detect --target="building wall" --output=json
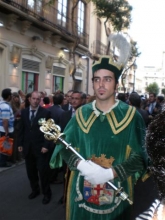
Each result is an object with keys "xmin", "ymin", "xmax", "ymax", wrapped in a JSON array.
[
  {"xmin": 142, "ymin": 66, "xmax": 165, "ymax": 95},
  {"xmin": 0, "ymin": 0, "xmax": 91, "ymax": 95},
  {"xmin": 0, "ymin": 0, "xmax": 123, "ymax": 97}
]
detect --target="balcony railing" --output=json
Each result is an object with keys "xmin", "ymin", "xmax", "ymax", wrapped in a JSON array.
[
  {"xmin": 1, "ymin": 0, "xmax": 89, "ymax": 47},
  {"xmin": 92, "ymin": 40, "xmax": 107, "ymax": 55}
]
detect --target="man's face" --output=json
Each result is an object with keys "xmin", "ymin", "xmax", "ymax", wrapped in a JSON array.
[
  {"xmin": 29, "ymin": 92, "xmax": 41, "ymax": 109},
  {"xmin": 71, "ymin": 93, "xmax": 82, "ymax": 109},
  {"xmin": 67, "ymin": 91, "xmax": 73, "ymax": 104},
  {"xmin": 149, "ymin": 94, "xmax": 156, "ymax": 103},
  {"xmin": 93, "ymin": 69, "xmax": 117, "ymax": 101}
]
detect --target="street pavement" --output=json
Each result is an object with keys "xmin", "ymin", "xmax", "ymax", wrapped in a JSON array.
[
  {"xmin": 0, "ymin": 162, "xmax": 65, "ymax": 220},
  {"xmin": 0, "ymin": 162, "xmax": 159, "ymax": 220}
]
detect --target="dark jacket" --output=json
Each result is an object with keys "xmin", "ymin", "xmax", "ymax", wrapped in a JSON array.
[
  {"xmin": 17, "ymin": 106, "xmax": 51, "ymax": 156},
  {"xmin": 137, "ymin": 108, "xmax": 149, "ymax": 127},
  {"xmin": 59, "ymin": 110, "xmax": 72, "ymax": 132},
  {"xmin": 62, "ymin": 103, "xmax": 72, "ymax": 111},
  {"xmin": 48, "ymin": 105, "xmax": 64, "ymax": 126}
]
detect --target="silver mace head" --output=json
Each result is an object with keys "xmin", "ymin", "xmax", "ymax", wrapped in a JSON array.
[{"xmin": 38, "ymin": 118, "xmax": 65, "ymax": 143}]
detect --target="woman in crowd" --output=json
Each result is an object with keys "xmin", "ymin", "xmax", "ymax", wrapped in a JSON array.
[{"xmin": 10, "ymin": 92, "xmax": 23, "ymax": 163}]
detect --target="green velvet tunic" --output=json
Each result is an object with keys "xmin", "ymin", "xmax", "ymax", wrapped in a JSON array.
[{"xmin": 50, "ymin": 100, "xmax": 147, "ymax": 220}]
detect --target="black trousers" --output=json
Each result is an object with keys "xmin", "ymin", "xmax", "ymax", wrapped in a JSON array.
[{"xmin": 25, "ymin": 146, "xmax": 51, "ymax": 196}]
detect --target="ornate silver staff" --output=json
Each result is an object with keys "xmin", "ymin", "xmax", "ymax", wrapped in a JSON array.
[{"xmin": 38, "ymin": 118, "xmax": 133, "ymax": 205}]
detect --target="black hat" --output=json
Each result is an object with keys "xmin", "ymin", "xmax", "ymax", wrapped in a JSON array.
[{"xmin": 92, "ymin": 34, "xmax": 131, "ymax": 81}]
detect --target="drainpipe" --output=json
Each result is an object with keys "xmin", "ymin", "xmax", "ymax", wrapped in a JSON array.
[{"xmin": 86, "ymin": 57, "xmax": 90, "ymax": 94}]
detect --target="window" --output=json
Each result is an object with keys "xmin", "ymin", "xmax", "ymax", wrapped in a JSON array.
[
  {"xmin": 28, "ymin": 0, "xmax": 42, "ymax": 13},
  {"xmin": 77, "ymin": 1, "xmax": 85, "ymax": 35},
  {"xmin": 96, "ymin": 18, "xmax": 101, "ymax": 54},
  {"xmin": 53, "ymin": 76, "xmax": 64, "ymax": 92},
  {"xmin": 96, "ymin": 18, "xmax": 101, "ymax": 42},
  {"xmin": 22, "ymin": 72, "xmax": 39, "ymax": 94},
  {"xmin": 22, "ymin": 58, "xmax": 40, "ymax": 93},
  {"xmin": 57, "ymin": 0, "xmax": 68, "ymax": 27}
]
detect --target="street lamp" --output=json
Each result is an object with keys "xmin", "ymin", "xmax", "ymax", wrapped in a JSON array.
[{"xmin": 133, "ymin": 62, "xmax": 137, "ymax": 92}]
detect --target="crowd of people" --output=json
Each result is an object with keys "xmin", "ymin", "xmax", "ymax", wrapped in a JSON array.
[{"xmin": 0, "ymin": 88, "xmax": 94, "ymax": 205}]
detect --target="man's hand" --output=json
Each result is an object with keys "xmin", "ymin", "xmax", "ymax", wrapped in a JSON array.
[
  {"xmin": 77, "ymin": 160, "xmax": 114, "ymax": 185},
  {"xmin": 41, "ymin": 147, "xmax": 48, "ymax": 153},
  {"xmin": 18, "ymin": 146, "xmax": 23, "ymax": 152}
]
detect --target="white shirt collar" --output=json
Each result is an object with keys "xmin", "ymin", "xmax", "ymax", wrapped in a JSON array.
[{"xmin": 92, "ymin": 99, "xmax": 119, "ymax": 117}]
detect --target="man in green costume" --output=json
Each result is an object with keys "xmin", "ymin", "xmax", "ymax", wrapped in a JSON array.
[{"xmin": 50, "ymin": 34, "xmax": 147, "ymax": 220}]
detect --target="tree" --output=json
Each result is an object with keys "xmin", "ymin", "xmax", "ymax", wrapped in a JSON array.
[
  {"xmin": 146, "ymin": 82, "xmax": 160, "ymax": 95},
  {"xmin": 89, "ymin": 0, "xmax": 140, "ymax": 93},
  {"xmin": 161, "ymin": 88, "xmax": 165, "ymax": 96},
  {"xmin": 89, "ymin": 0, "xmax": 132, "ymax": 34}
]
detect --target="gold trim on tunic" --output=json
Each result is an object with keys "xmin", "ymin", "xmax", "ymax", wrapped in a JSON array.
[{"xmin": 76, "ymin": 106, "xmax": 136, "ymax": 135}]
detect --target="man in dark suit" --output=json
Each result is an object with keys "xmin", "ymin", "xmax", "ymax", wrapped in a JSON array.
[
  {"xmin": 48, "ymin": 93, "xmax": 64, "ymax": 125},
  {"xmin": 59, "ymin": 90, "xmax": 83, "ymax": 203},
  {"xmin": 18, "ymin": 91, "xmax": 52, "ymax": 204},
  {"xmin": 145, "ymin": 93, "xmax": 161, "ymax": 120},
  {"xmin": 48, "ymin": 93, "xmax": 64, "ymax": 183},
  {"xmin": 129, "ymin": 93, "xmax": 149, "ymax": 127},
  {"xmin": 60, "ymin": 90, "xmax": 83, "ymax": 131},
  {"xmin": 62, "ymin": 89, "xmax": 73, "ymax": 111}
]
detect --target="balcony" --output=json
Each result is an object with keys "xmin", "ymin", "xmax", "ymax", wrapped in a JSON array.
[{"xmin": 0, "ymin": 0, "xmax": 89, "ymax": 47}]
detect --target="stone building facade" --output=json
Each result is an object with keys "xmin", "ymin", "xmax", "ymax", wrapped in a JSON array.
[{"xmin": 0, "ymin": 0, "xmax": 96, "ymax": 95}]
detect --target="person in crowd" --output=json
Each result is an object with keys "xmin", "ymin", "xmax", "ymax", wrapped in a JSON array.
[
  {"xmin": 42, "ymin": 97, "xmax": 51, "ymax": 109},
  {"xmin": 10, "ymin": 92, "xmax": 23, "ymax": 163},
  {"xmin": 17, "ymin": 91, "xmax": 52, "ymax": 204},
  {"xmin": 48, "ymin": 94, "xmax": 54, "ymax": 106},
  {"xmin": 86, "ymin": 95, "xmax": 96, "ymax": 104},
  {"xmin": 145, "ymin": 93, "xmax": 161, "ymax": 121},
  {"xmin": 39, "ymin": 91, "xmax": 47, "ymax": 107},
  {"xmin": 57, "ymin": 90, "xmax": 83, "ymax": 203},
  {"xmin": 18, "ymin": 90, "xmax": 26, "ymax": 104},
  {"xmin": 62, "ymin": 90, "xmax": 73, "ymax": 111},
  {"xmin": 48, "ymin": 93, "xmax": 64, "ymax": 126},
  {"xmin": 50, "ymin": 34, "xmax": 147, "ymax": 220},
  {"xmin": 129, "ymin": 93, "xmax": 158, "ymax": 218},
  {"xmin": 80, "ymin": 92, "xmax": 87, "ymax": 105},
  {"xmin": 62, "ymin": 94, "xmax": 68, "ymax": 106},
  {"xmin": 24, "ymin": 93, "xmax": 31, "ymax": 108},
  {"xmin": 136, "ymin": 103, "xmax": 165, "ymax": 220},
  {"xmin": 86, "ymin": 94, "xmax": 91, "ymax": 103},
  {"xmin": 140, "ymin": 95, "xmax": 147, "ymax": 109},
  {"xmin": 117, "ymin": 93, "xmax": 126, "ymax": 103},
  {"xmin": 11, "ymin": 92, "xmax": 22, "ymax": 116},
  {"xmin": 48, "ymin": 93, "xmax": 65, "ymax": 184},
  {"xmin": 60, "ymin": 90, "xmax": 83, "ymax": 132},
  {"xmin": 156, "ymin": 95, "xmax": 164, "ymax": 106},
  {"xmin": 0, "ymin": 88, "xmax": 14, "ymax": 167},
  {"xmin": 129, "ymin": 93, "xmax": 149, "ymax": 127},
  {"xmin": 125, "ymin": 92, "xmax": 130, "ymax": 104}
]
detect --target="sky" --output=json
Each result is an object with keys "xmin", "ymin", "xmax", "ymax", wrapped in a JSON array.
[{"xmin": 128, "ymin": 0, "xmax": 165, "ymax": 69}]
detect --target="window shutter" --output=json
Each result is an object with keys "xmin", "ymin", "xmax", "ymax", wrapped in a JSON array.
[{"xmin": 22, "ymin": 58, "xmax": 40, "ymax": 72}]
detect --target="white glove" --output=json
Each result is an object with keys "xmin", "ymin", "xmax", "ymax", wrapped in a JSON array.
[{"xmin": 77, "ymin": 160, "xmax": 114, "ymax": 185}]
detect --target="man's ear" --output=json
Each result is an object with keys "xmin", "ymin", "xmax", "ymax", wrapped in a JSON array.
[{"xmin": 115, "ymin": 83, "xmax": 119, "ymax": 93}]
